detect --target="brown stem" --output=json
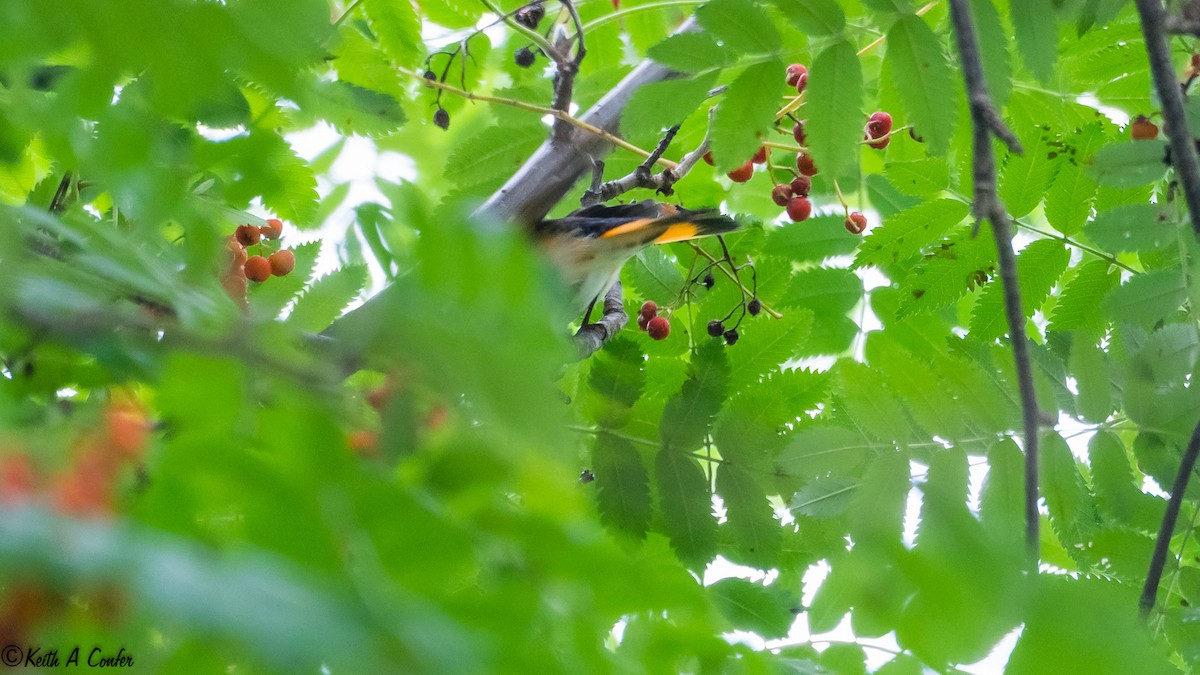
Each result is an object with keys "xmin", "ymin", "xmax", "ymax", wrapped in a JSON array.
[{"xmin": 1140, "ymin": 419, "xmax": 1200, "ymax": 616}]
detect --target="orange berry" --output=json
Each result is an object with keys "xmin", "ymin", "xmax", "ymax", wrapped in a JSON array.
[
  {"xmin": 235, "ymin": 224, "xmax": 261, "ymax": 246},
  {"xmin": 796, "ymin": 154, "xmax": 819, "ymax": 176},
  {"xmin": 261, "ymin": 218, "xmax": 284, "ymax": 240},
  {"xmin": 845, "ymin": 211, "xmax": 868, "ymax": 234},
  {"xmin": 348, "ymin": 430, "xmax": 380, "ymax": 456},
  {"xmin": 104, "ymin": 403, "xmax": 149, "ymax": 459},
  {"xmin": 244, "ymin": 256, "xmax": 271, "ymax": 282},
  {"xmin": 268, "ymin": 249, "xmax": 295, "ymax": 276},
  {"xmin": 221, "ymin": 273, "xmax": 248, "ymax": 304},
  {"xmin": 424, "ymin": 404, "xmax": 449, "ymax": 430},
  {"xmin": 0, "ymin": 454, "xmax": 37, "ymax": 505},
  {"xmin": 1131, "ymin": 115, "xmax": 1159, "ymax": 140}
]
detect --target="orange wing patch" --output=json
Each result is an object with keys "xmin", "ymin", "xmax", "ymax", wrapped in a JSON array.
[
  {"xmin": 598, "ymin": 218, "xmax": 655, "ymax": 239},
  {"xmin": 653, "ymin": 222, "xmax": 700, "ymax": 244}
]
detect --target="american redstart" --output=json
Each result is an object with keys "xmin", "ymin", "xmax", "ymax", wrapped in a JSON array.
[{"xmin": 532, "ymin": 200, "xmax": 740, "ymax": 322}]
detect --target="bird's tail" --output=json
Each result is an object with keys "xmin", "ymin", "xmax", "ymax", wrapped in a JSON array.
[{"xmin": 595, "ymin": 207, "xmax": 739, "ymax": 248}]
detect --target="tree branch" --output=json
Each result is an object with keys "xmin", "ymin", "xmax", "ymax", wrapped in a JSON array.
[
  {"xmin": 475, "ymin": 17, "xmax": 696, "ymax": 225},
  {"xmin": 947, "ymin": 0, "xmax": 1041, "ymax": 565},
  {"xmin": 1137, "ymin": 0, "xmax": 1200, "ymax": 237},
  {"xmin": 1140, "ymin": 418, "xmax": 1200, "ymax": 617},
  {"xmin": 550, "ymin": 0, "xmax": 587, "ymax": 142},
  {"xmin": 580, "ymin": 106, "xmax": 718, "ymax": 206},
  {"xmin": 572, "ymin": 281, "xmax": 628, "ymax": 359}
]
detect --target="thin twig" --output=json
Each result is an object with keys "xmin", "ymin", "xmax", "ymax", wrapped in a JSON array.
[
  {"xmin": 573, "ymin": 281, "xmax": 628, "ymax": 359},
  {"xmin": 581, "ymin": 107, "xmax": 716, "ymax": 205},
  {"xmin": 1140, "ymin": 419, "xmax": 1200, "ymax": 616},
  {"xmin": 1137, "ymin": 0, "xmax": 1200, "ymax": 236},
  {"xmin": 400, "ymin": 67, "xmax": 674, "ymax": 169},
  {"xmin": 551, "ymin": 0, "xmax": 587, "ymax": 142},
  {"xmin": 948, "ymin": 0, "xmax": 1041, "ymax": 565},
  {"xmin": 688, "ymin": 243, "xmax": 782, "ymax": 319}
]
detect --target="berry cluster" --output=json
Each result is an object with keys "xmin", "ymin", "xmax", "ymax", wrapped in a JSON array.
[
  {"xmin": 1, "ymin": 398, "xmax": 150, "ymax": 517},
  {"xmin": 709, "ymin": 63, "xmax": 918, "ymax": 237},
  {"xmin": 636, "ymin": 301, "xmax": 671, "ymax": 340},
  {"xmin": 220, "ymin": 219, "xmax": 295, "ymax": 305},
  {"xmin": 347, "ymin": 376, "xmax": 451, "ymax": 457}
]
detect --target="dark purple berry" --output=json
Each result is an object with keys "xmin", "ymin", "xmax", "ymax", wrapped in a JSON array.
[
  {"xmin": 747, "ymin": 298, "xmax": 761, "ymax": 316},
  {"xmin": 703, "ymin": 273, "xmax": 715, "ymax": 289},
  {"xmin": 723, "ymin": 329, "xmax": 739, "ymax": 345},
  {"xmin": 434, "ymin": 107, "xmax": 450, "ymax": 130},
  {"xmin": 707, "ymin": 320, "xmax": 724, "ymax": 337},
  {"xmin": 515, "ymin": 46, "xmax": 536, "ymax": 68}
]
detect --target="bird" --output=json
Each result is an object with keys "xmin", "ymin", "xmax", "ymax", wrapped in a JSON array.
[{"xmin": 530, "ymin": 200, "xmax": 740, "ymax": 323}]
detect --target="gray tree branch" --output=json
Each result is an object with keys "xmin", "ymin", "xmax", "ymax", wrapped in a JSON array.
[
  {"xmin": 572, "ymin": 282, "xmax": 628, "ymax": 359},
  {"xmin": 947, "ymin": 0, "xmax": 1042, "ymax": 565}
]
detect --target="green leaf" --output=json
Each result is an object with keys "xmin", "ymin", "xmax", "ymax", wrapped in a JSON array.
[
  {"xmin": 660, "ymin": 341, "xmax": 729, "ymax": 451},
  {"xmin": 1088, "ymin": 432, "xmax": 1163, "ymax": 532},
  {"xmin": 768, "ymin": 0, "xmax": 846, "ymax": 36},
  {"xmin": 868, "ymin": 173, "xmax": 922, "ymax": 218},
  {"xmin": 1047, "ymin": 259, "xmax": 1120, "ymax": 334},
  {"xmin": 592, "ymin": 433, "xmax": 653, "ymax": 539},
  {"xmin": 1086, "ymin": 141, "xmax": 1169, "ymax": 187},
  {"xmin": 763, "ymin": 216, "xmax": 861, "ymax": 262},
  {"xmin": 287, "ymin": 265, "xmax": 368, "ymax": 332},
  {"xmin": 418, "ymin": 0, "xmax": 484, "ymax": 28},
  {"xmin": 854, "ymin": 199, "xmax": 970, "ymax": 268},
  {"xmin": 869, "ymin": 338, "xmax": 973, "ymax": 440},
  {"xmin": 782, "ymin": 267, "xmax": 862, "ymax": 314},
  {"xmin": 776, "ymin": 422, "xmax": 878, "ymax": 478},
  {"xmin": 885, "ymin": 14, "xmax": 957, "ymax": 155},
  {"xmin": 727, "ymin": 309, "xmax": 814, "ymax": 385},
  {"xmin": 647, "ymin": 32, "xmax": 729, "ymax": 73},
  {"xmin": 299, "ymin": 81, "xmax": 408, "ymax": 138},
  {"xmin": 807, "ymin": 560, "xmax": 854, "ymax": 632},
  {"xmin": 806, "ymin": 39, "xmax": 863, "ymax": 178},
  {"xmin": 969, "ymin": 240, "xmax": 1070, "ymax": 341},
  {"xmin": 717, "ymin": 466, "xmax": 782, "ymax": 568},
  {"xmin": 363, "ymin": 0, "xmax": 422, "ymax": 68},
  {"xmin": 656, "ymin": 448, "xmax": 717, "ymax": 569},
  {"xmin": 884, "ymin": 159, "xmax": 949, "ymax": 196},
  {"xmin": 999, "ymin": 130, "xmax": 1061, "ymax": 218},
  {"xmin": 896, "ymin": 225, "xmax": 998, "ymax": 317},
  {"xmin": 1102, "ymin": 269, "xmax": 1188, "ymax": 326},
  {"xmin": 708, "ymin": 577, "xmax": 794, "ymax": 638},
  {"xmin": 1044, "ymin": 123, "xmax": 1105, "ymax": 236},
  {"xmin": 1085, "ymin": 204, "xmax": 1181, "ymax": 253},
  {"xmin": 1010, "ymin": 0, "xmax": 1058, "ymax": 83},
  {"xmin": 623, "ymin": 73, "xmax": 719, "ymax": 141},
  {"xmin": 1039, "ymin": 431, "xmax": 1094, "ymax": 545},
  {"xmin": 790, "ymin": 475, "xmax": 858, "ymax": 518},
  {"xmin": 585, "ymin": 337, "xmax": 646, "ymax": 427},
  {"xmin": 1069, "ymin": 335, "xmax": 1113, "ymax": 423},
  {"xmin": 711, "ymin": 60, "xmax": 784, "ymax": 171},
  {"xmin": 979, "ymin": 438, "xmax": 1026, "ymax": 545},
  {"xmin": 626, "ymin": 244, "xmax": 686, "ymax": 301},
  {"xmin": 443, "ymin": 123, "xmax": 545, "ymax": 195},
  {"xmin": 863, "ymin": 0, "xmax": 914, "ymax": 12},
  {"xmin": 696, "ymin": 0, "xmax": 781, "ymax": 55},
  {"xmin": 834, "ymin": 360, "xmax": 915, "ymax": 441},
  {"xmin": 848, "ymin": 451, "xmax": 910, "ymax": 545}
]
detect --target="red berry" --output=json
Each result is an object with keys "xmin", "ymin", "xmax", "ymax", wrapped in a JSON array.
[
  {"xmin": 867, "ymin": 135, "xmax": 891, "ymax": 150},
  {"xmin": 785, "ymin": 64, "xmax": 808, "ymax": 88},
  {"xmin": 636, "ymin": 313, "xmax": 649, "ymax": 331},
  {"xmin": 244, "ymin": 255, "xmax": 271, "ymax": 282},
  {"xmin": 727, "ymin": 161, "xmax": 754, "ymax": 183},
  {"xmin": 1131, "ymin": 115, "xmax": 1159, "ymax": 141},
  {"xmin": 703, "ymin": 151, "xmax": 714, "ymax": 165},
  {"xmin": 771, "ymin": 183, "xmax": 793, "ymax": 207},
  {"xmin": 845, "ymin": 211, "xmax": 868, "ymax": 234},
  {"xmin": 639, "ymin": 301, "xmax": 658, "ymax": 320},
  {"xmin": 786, "ymin": 196, "xmax": 812, "ymax": 222},
  {"xmin": 235, "ymin": 224, "xmax": 261, "ymax": 246},
  {"xmin": 261, "ymin": 218, "xmax": 284, "ymax": 240},
  {"xmin": 792, "ymin": 121, "xmax": 807, "ymax": 146},
  {"xmin": 790, "ymin": 175, "xmax": 812, "ymax": 196},
  {"xmin": 752, "ymin": 146, "xmax": 767, "ymax": 164},
  {"xmin": 268, "ymin": 249, "xmax": 295, "ymax": 276},
  {"xmin": 796, "ymin": 154, "xmax": 819, "ymax": 176},
  {"xmin": 795, "ymin": 72, "xmax": 808, "ymax": 94},
  {"xmin": 647, "ymin": 316, "xmax": 670, "ymax": 340},
  {"xmin": 220, "ymin": 273, "xmax": 248, "ymax": 304},
  {"xmin": 865, "ymin": 111, "xmax": 893, "ymax": 139}
]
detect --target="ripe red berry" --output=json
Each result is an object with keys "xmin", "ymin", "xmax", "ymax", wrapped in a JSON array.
[
  {"xmin": 261, "ymin": 218, "xmax": 284, "ymax": 240},
  {"xmin": 786, "ymin": 196, "xmax": 812, "ymax": 222},
  {"xmin": 796, "ymin": 154, "xmax": 819, "ymax": 176},
  {"xmin": 792, "ymin": 121, "xmax": 807, "ymax": 146},
  {"xmin": 244, "ymin": 255, "xmax": 271, "ymax": 282},
  {"xmin": 867, "ymin": 135, "xmax": 891, "ymax": 150},
  {"xmin": 752, "ymin": 146, "xmax": 767, "ymax": 164},
  {"xmin": 637, "ymin": 313, "xmax": 650, "ymax": 331},
  {"xmin": 790, "ymin": 175, "xmax": 811, "ymax": 196},
  {"xmin": 647, "ymin": 316, "xmax": 670, "ymax": 340},
  {"xmin": 845, "ymin": 211, "xmax": 868, "ymax": 234},
  {"xmin": 785, "ymin": 64, "xmax": 807, "ymax": 88},
  {"xmin": 727, "ymin": 161, "xmax": 754, "ymax": 183},
  {"xmin": 703, "ymin": 151, "xmax": 714, "ymax": 165},
  {"xmin": 771, "ymin": 183, "xmax": 793, "ymax": 206},
  {"xmin": 268, "ymin": 249, "xmax": 295, "ymax": 276},
  {"xmin": 866, "ymin": 111, "xmax": 893, "ymax": 138},
  {"xmin": 1131, "ymin": 115, "xmax": 1159, "ymax": 141},
  {"xmin": 235, "ymin": 224, "xmax": 261, "ymax": 246},
  {"xmin": 1193, "ymin": 54, "xmax": 1200, "ymax": 70},
  {"xmin": 639, "ymin": 300, "xmax": 658, "ymax": 320},
  {"xmin": 225, "ymin": 236, "xmax": 248, "ymax": 267}
]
